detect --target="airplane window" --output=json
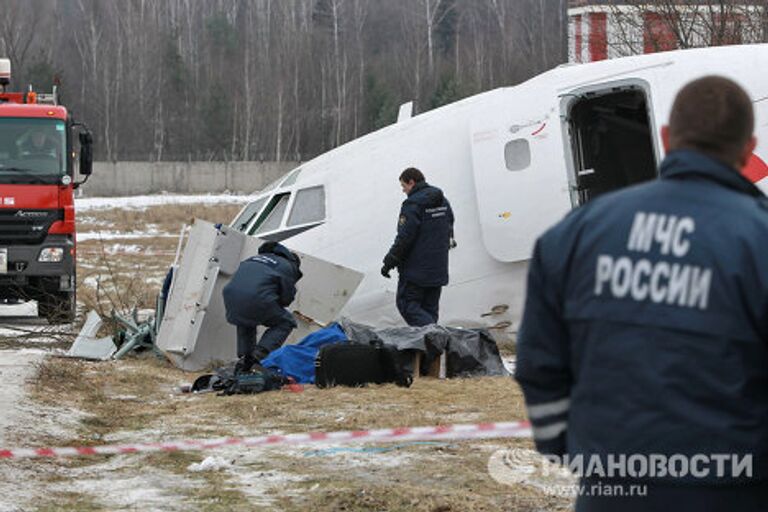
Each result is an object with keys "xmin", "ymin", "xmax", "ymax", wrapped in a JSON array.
[
  {"xmin": 505, "ymin": 138, "xmax": 531, "ymax": 171},
  {"xmin": 231, "ymin": 197, "xmax": 267, "ymax": 232},
  {"xmin": 261, "ymin": 176, "xmax": 282, "ymax": 193},
  {"xmin": 254, "ymin": 193, "xmax": 291, "ymax": 234},
  {"xmin": 280, "ymin": 168, "xmax": 303, "ymax": 187},
  {"xmin": 287, "ymin": 186, "xmax": 325, "ymax": 226}
]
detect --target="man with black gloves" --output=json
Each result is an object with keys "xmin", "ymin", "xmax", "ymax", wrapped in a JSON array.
[
  {"xmin": 223, "ymin": 241, "xmax": 303, "ymax": 374},
  {"xmin": 382, "ymin": 167, "xmax": 454, "ymax": 326},
  {"xmin": 515, "ymin": 76, "xmax": 768, "ymax": 510}
]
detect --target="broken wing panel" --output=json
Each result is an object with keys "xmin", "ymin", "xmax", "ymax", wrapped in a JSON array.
[{"xmin": 156, "ymin": 220, "xmax": 363, "ymax": 371}]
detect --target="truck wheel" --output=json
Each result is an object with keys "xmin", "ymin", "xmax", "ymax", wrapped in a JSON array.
[{"xmin": 38, "ymin": 292, "xmax": 75, "ymax": 324}]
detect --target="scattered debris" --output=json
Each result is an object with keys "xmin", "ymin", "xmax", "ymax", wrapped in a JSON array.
[
  {"xmin": 112, "ymin": 309, "xmax": 161, "ymax": 360},
  {"xmin": 65, "ymin": 307, "xmax": 163, "ymax": 362},
  {"xmin": 65, "ymin": 310, "xmax": 116, "ymax": 361}
]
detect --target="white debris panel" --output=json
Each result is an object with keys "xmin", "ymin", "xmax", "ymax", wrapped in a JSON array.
[
  {"xmin": 156, "ymin": 220, "xmax": 363, "ymax": 371},
  {"xmin": 66, "ymin": 310, "xmax": 117, "ymax": 361}
]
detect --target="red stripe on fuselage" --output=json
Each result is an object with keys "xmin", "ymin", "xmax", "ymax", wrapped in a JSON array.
[{"xmin": 743, "ymin": 153, "xmax": 768, "ymax": 183}]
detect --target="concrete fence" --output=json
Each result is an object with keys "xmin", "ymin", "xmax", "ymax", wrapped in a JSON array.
[{"xmin": 79, "ymin": 161, "xmax": 299, "ymax": 197}]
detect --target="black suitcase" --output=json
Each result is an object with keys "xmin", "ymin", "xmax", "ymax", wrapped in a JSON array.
[{"xmin": 315, "ymin": 342, "xmax": 412, "ymax": 388}]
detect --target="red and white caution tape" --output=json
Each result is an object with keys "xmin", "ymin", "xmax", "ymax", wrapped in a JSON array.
[{"xmin": 0, "ymin": 421, "xmax": 530, "ymax": 460}]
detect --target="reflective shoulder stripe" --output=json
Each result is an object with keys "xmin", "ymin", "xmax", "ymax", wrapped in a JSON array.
[
  {"xmin": 250, "ymin": 255, "xmax": 278, "ymax": 266},
  {"xmin": 532, "ymin": 421, "xmax": 568, "ymax": 441},
  {"xmin": 527, "ymin": 398, "xmax": 570, "ymax": 420}
]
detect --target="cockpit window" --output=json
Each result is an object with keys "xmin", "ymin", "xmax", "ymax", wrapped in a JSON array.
[
  {"xmin": 280, "ymin": 168, "xmax": 303, "ymax": 187},
  {"xmin": 261, "ymin": 175, "xmax": 283, "ymax": 194},
  {"xmin": 287, "ymin": 186, "xmax": 325, "ymax": 226},
  {"xmin": 252, "ymin": 193, "xmax": 290, "ymax": 235},
  {"xmin": 231, "ymin": 197, "xmax": 267, "ymax": 232}
]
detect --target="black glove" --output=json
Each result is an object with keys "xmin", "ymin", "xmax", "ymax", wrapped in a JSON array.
[
  {"xmin": 382, "ymin": 254, "xmax": 399, "ymax": 278},
  {"xmin": 450, "ymin": 238, "xmax": 457, "ymax": 249},
  {"xmin": 383, "ymin": 254, "xmax": 399, "ymax": 268}
]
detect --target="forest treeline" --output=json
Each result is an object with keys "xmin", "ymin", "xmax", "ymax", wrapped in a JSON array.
[{"xmin": 0, "ymin": 0, "xmax": 567, "ymax": 161}]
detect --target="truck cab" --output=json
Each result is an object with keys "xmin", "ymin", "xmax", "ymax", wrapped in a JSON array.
[{"xmin": 0, "ymin": 58, "xmax": 93, "ymax": 323}]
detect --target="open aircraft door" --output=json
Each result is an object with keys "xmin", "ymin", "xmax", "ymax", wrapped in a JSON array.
[
  {"xmin": 559, "ymin": 80, "xmax": 660, "ymax": 206},
  {"xmin": 469, "ymin": 91, "xmax": 571, "ymax": 263}
]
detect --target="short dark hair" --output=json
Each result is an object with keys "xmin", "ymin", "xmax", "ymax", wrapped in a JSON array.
[
  {"xmin": 668, "ymin": 75, "xmax": 754, "ymax": 165},
  {"xmin": 399, "ymin": 167, "xmax": 425, "ymax": 184}
]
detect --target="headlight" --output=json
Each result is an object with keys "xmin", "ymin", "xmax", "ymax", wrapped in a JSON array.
[{"xmin": 38, "ymin": 247, "xmax": 64, "ymax": 262}]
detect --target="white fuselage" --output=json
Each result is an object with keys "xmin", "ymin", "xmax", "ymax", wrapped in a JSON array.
[{"xmin": 232, "ymin": 44, "xmax": 768, "ymax": 339}]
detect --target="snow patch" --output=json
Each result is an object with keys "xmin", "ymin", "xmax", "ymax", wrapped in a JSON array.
[
  {"xmin": 0, "ymin": 350, "xmax": 45, "ymax": 445},
  {"xmin": 194, "ymin": 446, "xmax": 308, "ymax": 506},
  {"xmin": 76, "ymin": 193, "xmax": 256, "ymax": 212},
  {"xmin": 110, "ymin": 395, "xmax": 139, "ymax": 402},
  {"xmin": 487, "ymin": 447, "xmax": 577, "ymax": 494},
  {"xmin": 318, "ymin": 449, "xmax": 412, "ymax": 469},
  {"xmin": 82, "ymin": 276, "xmax": 99, "ymax": 289},
  {"xmin": 231, "ymin": 467, "xmax": 306, "ymax": 505},
  {"xmin": 77, "ymin": 231, "xmax": 173, "ymax": 241},
  {"xmin": 187, "ymin": 455, "xmax": 233, "ymax": 472},
  {"xmin": 2, "ymin": 348, "xmax": 49, "ymax": 355},
  {"xmin": 105, "ymin": 243, "xmax": 143, "ymax": 254},
  {"xmin": 0, "ymin": 350, "xmax": 86, "ymax": 448},
  {"xmin": 0, "ymin": 466, "xmax": 49, "ymax": 512},
  {"xmin": 57, "ymin": 467, "xmax": 195, "ymax": 512},
  {"xmin": 13, "ymin": 402, "xmax": 90, "ymax": 441},
  {"xmin": 0, "ymin": 301, "xmax": 36, "ymax": 317}
]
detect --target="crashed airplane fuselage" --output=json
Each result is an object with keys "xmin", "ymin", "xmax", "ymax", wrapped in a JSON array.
[{"xmin": 231, "ymin": 44, "xmax": 768, "ymax": 338}]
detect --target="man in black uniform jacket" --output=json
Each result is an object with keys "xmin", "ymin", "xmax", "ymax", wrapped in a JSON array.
[
  {"xmin": 222, "ymin": 241, "xmax": 303, "ymax": 373},
  {"xmin": 515, "ymin": 76, "xmax": 768, "ymax": 510},
  {"xmin": 381, "ymin": 167, "xmax": 454, "ymax": 326}
]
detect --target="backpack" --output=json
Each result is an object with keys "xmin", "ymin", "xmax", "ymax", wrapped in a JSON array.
[
  {"xmin": 191, "ymin": 366, "xmax": 288, "ymax": 396},
  {"xmin": 218, "ymin": 369, "xmax": 286, "ymax": 396},
  {"xmin": 314, "ymin": 341, "xmax": 412, "ymax": 388}
]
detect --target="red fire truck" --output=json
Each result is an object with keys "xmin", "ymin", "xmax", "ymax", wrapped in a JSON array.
[{"xmin": 0, "ymin": 58, "xmax": 93, "ymax": 323}]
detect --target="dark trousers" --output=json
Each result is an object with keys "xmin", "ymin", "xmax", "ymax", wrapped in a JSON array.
[
  {"xmin": 396, "ymin": 279, "xmax": 441, "ymax": 327},
  {"xmin": 575, "ymin": 479, "xmax": 768, "ymax": 512},
  {"xmin": 236, "ymin": 308, "xmax": 296, "ymax": 361}
]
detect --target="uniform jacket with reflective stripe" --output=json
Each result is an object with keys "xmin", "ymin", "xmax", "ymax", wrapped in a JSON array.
[
  {"xmin": 515, "ymin": 149, "xmax": 768, "ymax": 483},
  {"xmin": 385, "ymin": 182, "xmax": 454, "ymax": 287}
]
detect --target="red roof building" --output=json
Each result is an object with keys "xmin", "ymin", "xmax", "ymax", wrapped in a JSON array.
[{"xmin": 568, "ymin": 1, "xmax": 765, "ymax": 62}]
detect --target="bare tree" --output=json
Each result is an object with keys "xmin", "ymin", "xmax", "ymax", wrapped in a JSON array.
[
  {"xmin": 0, "ymin": 0, "xmax": 43, "ymax": 84},
  {"xmin": 0, "ymin": 0, "xmax": 574, "ymax": 163}
]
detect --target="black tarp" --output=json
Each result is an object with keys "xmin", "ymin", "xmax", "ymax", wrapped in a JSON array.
[{"xmin": 339, "ymin": 319, "xmax": 508, "ymax": 378}]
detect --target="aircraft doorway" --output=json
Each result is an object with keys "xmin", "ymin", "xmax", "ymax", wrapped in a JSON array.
[{"xmin": 565, "ymin": 85, "xmax": 657, "ymax": 205}]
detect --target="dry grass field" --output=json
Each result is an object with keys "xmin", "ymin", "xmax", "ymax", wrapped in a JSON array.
[{"xmin": 0, "ymin": 197, "xmax": 571, "ymax": 512}]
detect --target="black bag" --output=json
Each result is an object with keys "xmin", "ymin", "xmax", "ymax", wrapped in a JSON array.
[{"xmin": 315, "ymin": 341, "xmax": 412, "ymax": 388}]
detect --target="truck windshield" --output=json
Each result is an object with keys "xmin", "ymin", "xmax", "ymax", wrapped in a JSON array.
[{"xmin": 0, "ymin": 118, "xmax": 66, "ymax": 184}]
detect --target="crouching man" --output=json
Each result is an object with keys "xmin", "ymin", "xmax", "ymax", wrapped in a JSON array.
[{"xmin": 223, "ymin": 241, "xmax": 303, "ymax": 373}]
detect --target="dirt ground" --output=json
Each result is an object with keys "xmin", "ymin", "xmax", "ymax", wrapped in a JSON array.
[{"xmin": 0, "ymin": 197, "xmax": 572, "ymax": 512}]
